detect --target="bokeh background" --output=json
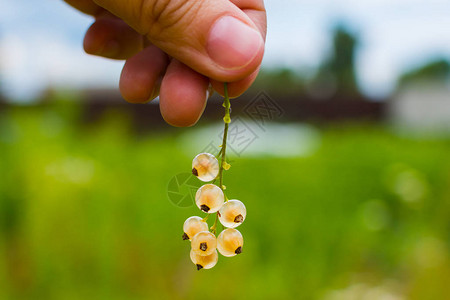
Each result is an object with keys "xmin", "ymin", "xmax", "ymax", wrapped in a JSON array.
[{"xmin": 1, "ymin": 1, "xmax": 450, "ymax": 299}]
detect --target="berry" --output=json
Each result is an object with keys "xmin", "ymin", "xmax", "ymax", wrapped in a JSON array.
[
  {"xmin": 195, "ymin": 184, "xmax": 224, "ymax": 213},
  {"xmin": 218, "ymin": 199, "xmax": 246, "ymax": 228},
  {"xmin": 191, "ymin": 231, "xmax": 217, "ymax": 256},
  {"xmin": 192, "ymin": 153, "xmax": 219, "ymax": 182},
  {"xmin": 182, "ymin": 216, "xmax": 209, "ymax": 241},
  {"xmin": 190, "ymin": 249, "xmax": 218, "ymax": 270},
  {"xmin": 217, "ymin": 228, "xmax": 243, "ymax": 257}
]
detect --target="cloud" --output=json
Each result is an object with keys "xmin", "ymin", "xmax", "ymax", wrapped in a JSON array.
[
  {"xmin": 0, "ymin": 0, "xmax": 123, "ymax": 101},
  {"xmin": 0, "ymin": 30, "xmax": 123, "ymax": 101}
]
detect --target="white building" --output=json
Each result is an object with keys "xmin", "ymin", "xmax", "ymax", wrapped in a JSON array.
[{"xmin": 389, "ymin": 83, "xmax": 450, "ymax": 134}]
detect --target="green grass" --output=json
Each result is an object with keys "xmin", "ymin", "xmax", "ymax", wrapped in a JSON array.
[{"xmin": 0, "ymin": 103, "xmax": 449, "ymax": 299}]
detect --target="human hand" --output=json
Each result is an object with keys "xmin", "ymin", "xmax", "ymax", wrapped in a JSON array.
[{"xmin": 64, "ymin": 0, "xmax": 266, "ymax": 126}]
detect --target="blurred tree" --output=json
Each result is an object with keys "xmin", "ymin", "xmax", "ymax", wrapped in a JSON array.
[
  {"xmin": 249, "ymin": 67, "xmax": 306, "ymax": 97},
  {"xmin": 309, "ymin": 25, "xmax": 361, "ymax": 100},
  {"xmin": 247, "ymin": 24, "xmax": 365, "ymax": 101},
  {"xmin": 398, "ymin": 59, "xmax": 450, "ymax": 88}
]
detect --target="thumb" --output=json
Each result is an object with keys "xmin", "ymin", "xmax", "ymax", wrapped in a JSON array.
[{"xmin": 93, "ymin": 0, "xmax": 265, "ymax": 82}]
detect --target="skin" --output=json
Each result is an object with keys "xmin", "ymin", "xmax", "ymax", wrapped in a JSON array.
[{"xmin": 64, "ymin": 0, "xmax": 267, "ymax": 127}]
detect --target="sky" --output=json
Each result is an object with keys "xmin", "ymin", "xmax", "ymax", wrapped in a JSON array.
[{"xmin": 0, "ymin": 0, "xmax": 449, "ymax": 101}]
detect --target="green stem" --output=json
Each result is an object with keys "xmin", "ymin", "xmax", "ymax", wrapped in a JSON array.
[
  {"xmin": 218, "ymin": 83, "xmax": 231, "ymax": 192},
  {"xmin": 216, "ymin": 147, "xmax": 223, "ymax": 158},
  {"xmin": 211, "ymin": 83, "xmax": 231, "ymax": 235},
  {"xmin": 210, "ymin": 213, "xmax": 219, "ymax": 235}
]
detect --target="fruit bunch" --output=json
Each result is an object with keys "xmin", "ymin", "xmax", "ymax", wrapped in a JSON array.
[{"xmin": 182, "ymin": 84, "xmax": 246, "ymax": 270}]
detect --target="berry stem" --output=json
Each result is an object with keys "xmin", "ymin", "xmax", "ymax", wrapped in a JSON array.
[
  {"xmin": 210, "ymin": 213, "xmax": 219, "ymax": 235},
  {"xmin": 218, "ymin": 82, "xmax": 231, "ymax": 192},
  {"xmin": 216, "ymin": 147, "xmax": 223, "ymax": 158},
  {"xmin": 211, "ymin": 83, "xmax": 230, "ymax": 235}
]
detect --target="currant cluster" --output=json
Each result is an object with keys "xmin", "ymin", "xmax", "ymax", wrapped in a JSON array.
[{"xmin": 182, "ymin": 84, "xmax": 246, "ymax": 270}]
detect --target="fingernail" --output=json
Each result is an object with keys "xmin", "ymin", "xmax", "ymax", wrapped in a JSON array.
[{"xmin": 207, "ymin": 16, "xmax": 263, "ymax": 69}]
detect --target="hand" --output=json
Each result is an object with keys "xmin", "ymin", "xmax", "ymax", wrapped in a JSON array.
[{"xmin": 64, "ymin": 0, "xmax": 266, "ymax": 126}]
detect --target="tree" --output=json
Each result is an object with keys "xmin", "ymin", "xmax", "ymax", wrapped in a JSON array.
[
  {"xmin": 310, "ymin": 25, "xmax": 361, "ymax": 99},
  {"xmin": 398, "ymin": 59, "xmax": 450, "ymax": 88}
]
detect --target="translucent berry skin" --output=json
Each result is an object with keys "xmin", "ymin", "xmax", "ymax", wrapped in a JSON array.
[
  {"xmin": 190, "ymin": 249, "xmax": 218, "ymax": 270},
  {"xmin": 182, "ymin": 216, "xmax": 209, "ymax": 241},
  {"xmin": 192, "ymin": 153, "xmax": 219, "ymax": 182},
  {"xmin": 191, "ymin": 231, "xmax": 217, "ymax": 256},
  {"xmin": 217, "ymin": 228, "xmax": 243, "ymax": 257},
  {"xmin": 218, "ymin": 199, "xmax": 246, "ymax": 228},
  {"xmin": 195, "ymin": 184, "xmax": 224, "ymax": 214}
]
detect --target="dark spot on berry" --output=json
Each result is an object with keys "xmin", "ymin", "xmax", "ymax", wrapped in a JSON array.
[
  {"xmin": 196, "ymin": 264, "xmax": 203, "ymax": 270},
  {"xmin": 234, "ymin": 214, "xmax": 244, "ymax": 223},
  {"xmin": 200, "ymin": 204, "xmax": 210, "ymax": 212},
  {"xmin": 235, "ymin": 246, "xmax": 242, "ymax": 254},
  {"xmin": 200, "ymin": 242, "xmax": 208, "ymax": 251},
  {"xmin": 192, "ymin": 168, "xmax": 198, "ymax": 176},
  {"xmin": 182, "ymin": 233, "xmax": 189, "ymax": 240}
]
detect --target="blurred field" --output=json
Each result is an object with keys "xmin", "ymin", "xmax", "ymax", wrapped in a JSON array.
[{"xmin": 0, "ymin": 101, "xmax": 449, "ymax": 300}]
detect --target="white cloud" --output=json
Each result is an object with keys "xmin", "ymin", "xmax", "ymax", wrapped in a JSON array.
[
  {"xmin": 0, "ymin": 0, "xmax": 123, "ymax": 101},
  {"xmin": 0, "ymin": 30, "xmax": 123, "ymax": 101}
]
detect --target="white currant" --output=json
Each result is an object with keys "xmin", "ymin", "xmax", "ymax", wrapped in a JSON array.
[
  {"xmin": 192, "ymin": 153, "xmax": 219, "ymax": 182},
  {"xmin": 190, "ymin": 249, "xmax": 218, "ymax": 270},
  {"xmin": 217, "ymin": 228, "xmax": 243, "ymax": 257},
  {"xmin": 182, "ymin": 216, "xmax": 209, "ymax": 241},
  {"xmin": 191, "ymin": 231, "xmax": 217, "ymax": 256},
  {"xmin": 218, "ymin": 199, "xmax": 246, "ymax": 228},
  {"xmin": 180, "ymin": 83, "xmax": 247, "ymax": 270},
  {"xmin": 195, "ymin": 184, "xmax": 224, "ymax": 213}
]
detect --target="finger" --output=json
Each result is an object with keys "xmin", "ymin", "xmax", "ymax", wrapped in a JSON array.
[
  {"xmin": 119, "ymin": 45, "xmax": 169, "ymax": 103},
  {"xmin": 210, "ymin": 2, "xmax": 267, "ymax": 97},
  {"xmin": 93, "ymin": 0, "xmax": 265, "ymax": 82},
  {"xmin": 84, "ymin": 16, "xmax": 144, "ymax": 59},
  {"xmin": 159, "ymin": 60, "xmax": 209, "ymax": 127},
  {"xmin": 65, "ymin": 1, "xmax": 144, "ymax": 59}
]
